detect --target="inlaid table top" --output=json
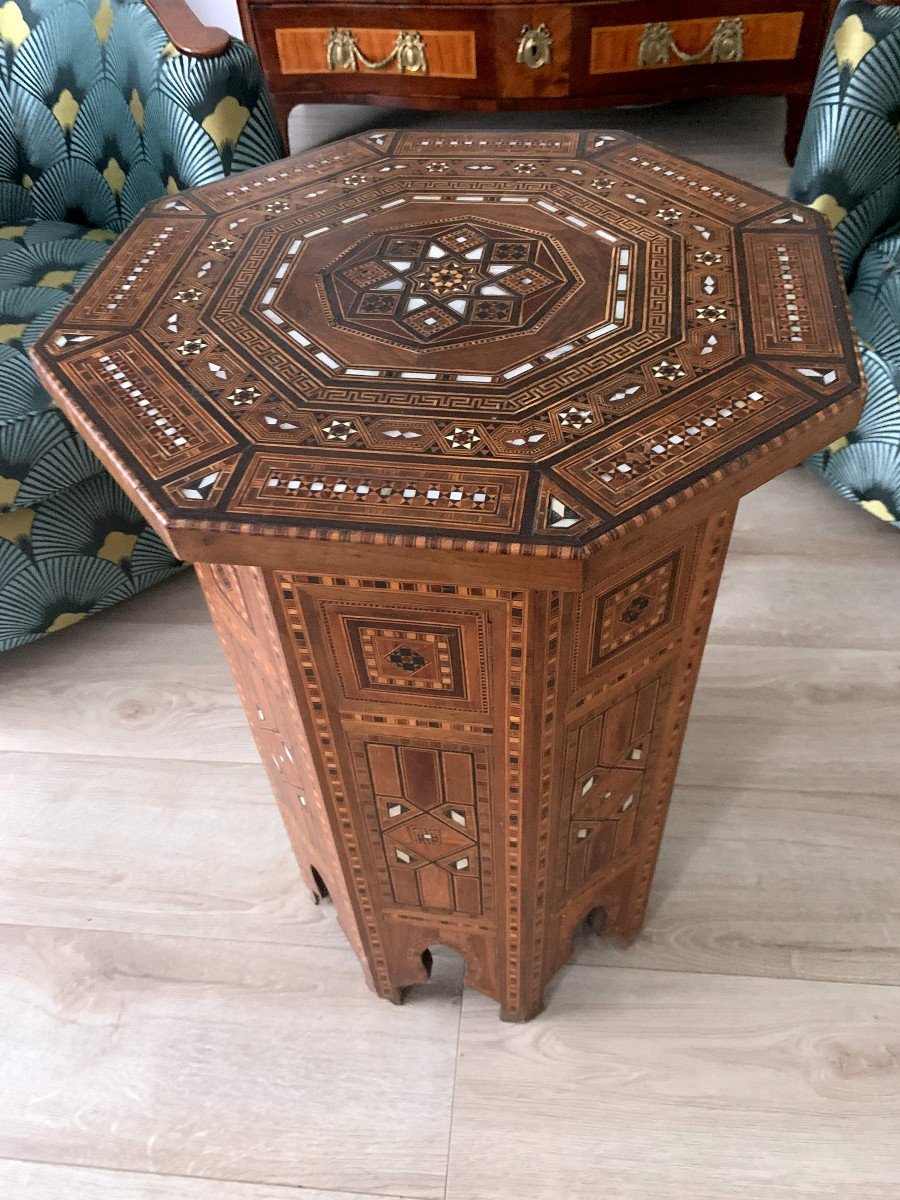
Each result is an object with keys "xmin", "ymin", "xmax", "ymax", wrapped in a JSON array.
[{"xmin": 33, "ymin": 129, "xmax": 862, "ymax": 565}]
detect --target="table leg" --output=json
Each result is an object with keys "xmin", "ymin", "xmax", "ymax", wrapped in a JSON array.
[{"xmin": 196, "ymin": 503, "xmax": 735, "ymax": 1021}]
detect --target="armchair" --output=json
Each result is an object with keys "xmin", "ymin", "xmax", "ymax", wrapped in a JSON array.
[
  {"xmin": 0, "ymin": 0, "xmax": 283, "ymax": 650},
  {"xmin": 790, "ymin": 0, "xmax": 900, "ymax": 527}
]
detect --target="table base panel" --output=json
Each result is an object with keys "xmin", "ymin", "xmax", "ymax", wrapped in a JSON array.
[{"xmin": 196, "ymin": 503, "xmax": 734, "ymax": 1021}]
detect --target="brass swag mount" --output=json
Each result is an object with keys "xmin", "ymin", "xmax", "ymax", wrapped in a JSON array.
[
  {"xmin": 637, "ymin": 17, "xmax": 745, "ymax": 69},
  {"xmin": 326, "ymin": 27, "xmax": 428, "ymax": 73}
]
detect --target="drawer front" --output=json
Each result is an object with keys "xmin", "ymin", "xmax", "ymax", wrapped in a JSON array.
[
  {"xmin": 589, "ymin": 11, "xmax": 805, "ymax": 76},
  {"xmin": 276, "ymin": 25, "xmax": 477, "ymax": 78},
  {"xmin": 249, "ymin": 4, "xmax": 494, "ymax": 97}
]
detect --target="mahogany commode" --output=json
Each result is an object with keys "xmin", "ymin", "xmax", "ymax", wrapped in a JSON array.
[{"xmin": 33, "ymin": 130, "xmax": 863, "ymax": 1021}]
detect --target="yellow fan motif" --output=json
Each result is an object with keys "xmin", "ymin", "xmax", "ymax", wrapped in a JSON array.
[
  {"xmin": 202, "ymin": 96, "xmax": 249, "ymax": 150},
  {"xmin": 38, "ymin": 268, "xmax": 77, "ymax": 288},
  {"xmin": 834, "ymin": 14, "xmax": 875, "ymax": 71},
  {"xmin": 97, "ymin": 530, "xmax": 139, "ymax": 564},
  {"xmin": 810, "ymin": 193, "xmax": 847, "ymax": 229},
  {"xmin": 0, "ymin": 322, "xmax": 27, "ymax": 344},
  {"xmin": 0, "ymin": 505, "xmax": 34, "ymax": 541},
  {"xmin": 47, "ymin": 611, "xmax": 87, "ymax": 633},
  {"xmin": 860, "ymin": 498, "xmax": 896, "ymax": 522},
  {"xmin": 129, "ymin": 88, "xmax": 144, "ymax": 131},
  {"xmin": 0, "ymin": 2, "xmax": 29, "ymax": 49},
  {"xmin": 103, "ymin": 157, "xmax": 126, "ymax": 196},
  {"xmin": 52, "ymin": 89, "xmax": 79, "ymax": 133},
  {"xmin": 93, "ymin": 0, "xmax": 113, "ymax": 43},
  {"xmin": 0, "ymin": 477, "xmax": 21, "ymax": 508}
]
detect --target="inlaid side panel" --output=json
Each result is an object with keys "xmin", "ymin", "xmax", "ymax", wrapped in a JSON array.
[
  {"xmin": 589, "ymin": 13, "xmax": 804, "ymax": 75},
  {"xmin": 271, "ymin": 572, "xmax": 522, "ymax": 1008},
  {"xmin": 542, "ymin": 505, "xmax": 738, "ymax": 990},
  {"xmin": 560, "ymin": 674, "xmax": 664, "ymax": 894},
  {"xmin": 589, "ymin": 553, "xmax": 680, "ymax": 667},
  {"xmin": 351, "ymin": 737, "xmax": 492, "ymax": 918},
  {"xmin": 275, "ymin": 26, "xmax": 477, "ymax": 78},
  {"xmin": 195, "ymin": 562, "xmax": 376, "ymax": 984}
]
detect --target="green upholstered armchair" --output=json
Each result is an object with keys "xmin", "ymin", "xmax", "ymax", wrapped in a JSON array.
[
  {"xmin": 790, "ymin": 0, "xmax": 900, "ymax": 527},
  {"xmin": 0, "ymin": 0, "xmax": 283, "ymax": 650}
]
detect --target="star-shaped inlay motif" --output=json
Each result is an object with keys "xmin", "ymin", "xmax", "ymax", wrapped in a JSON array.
[
  {"xmin": 412, "ymin": 259, "xmax": 482, "ymax": 298},
  {"xmin": 652, "ymin": 359, "xmax": 687, "ymax": 381},
  {"xmin": 696, "ymin": 305, "xmax": 727, "ymax": 323},
  {"xmin": 228, "ymin": 386, "xmax": 262, "ymax": 406}
]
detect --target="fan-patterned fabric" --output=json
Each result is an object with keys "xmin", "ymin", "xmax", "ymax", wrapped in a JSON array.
[
  {"xmin": 791, "ymin": 0, "xmax": 900, "ymax": 528},
  {"xmin": 0, "ymin": 0, "xmax": 283, "ymax": 649}
]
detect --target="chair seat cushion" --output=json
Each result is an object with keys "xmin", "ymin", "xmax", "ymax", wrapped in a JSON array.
[
  {"xmin": 810, "ymin": 233, "xmax": 900, "ymax": 524},
  {"xmin": 0, "ymin": 219, "xmax": 116, "ymax": 512}
]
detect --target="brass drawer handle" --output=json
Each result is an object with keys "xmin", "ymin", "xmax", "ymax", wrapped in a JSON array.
[
  {"xmin": 326, "ymin": 27, "xmax": 428, "ymax": 73},
  {"xmin": 516, "ymin": 23, "xmax": 553, "ymax": 69},
  {"xmin": 637, "ymin": 17, "xmax": 745, "ymax": 68}
]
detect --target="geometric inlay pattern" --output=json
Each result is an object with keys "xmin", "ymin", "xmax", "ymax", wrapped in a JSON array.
[
  {"xmin": 559, "ymin": 675, "xmax": 663, "ymax": 894},
  {"xmin": 354, "ymin": 622, "xmax": 460, "ymax": 693},
  {"xmin": 590, "ymin": 552, "xmax": 680, "ymax": 665},
  {"xmin": 322, "ymin": 221, "xmax": 576, "ymax": 348},
  {"xmin": 34, "ymin": 128, "xmax": 863, "ymax": 560},
  {"xmin": 365, "ymin": 742, "xmax": 485, "ymax": 916}
]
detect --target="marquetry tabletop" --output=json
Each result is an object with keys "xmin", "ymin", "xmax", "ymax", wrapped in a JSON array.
[
  {"xmin": 33, "ymin": 129, "xmax": 861, "ymax": 568},
  {"xmin": 32, "ymin": 132, "xmax": 864, "ymax": 1022}
]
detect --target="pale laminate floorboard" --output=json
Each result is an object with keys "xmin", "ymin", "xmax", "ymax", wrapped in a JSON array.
[
  {"xmin": 711, "ymin": 555, "xmax": 900, "ymax": 650},
  {"xmin": 0, "ymin": 1159, "xmax": 400, "ymax": 1200},
  {"xmin": 446, "ymin": 966, "xmax": 900, "ymax": 1200},
  {"xmin": 571, "ymin": 784, "xmax": 900, "ymax": 985},
  {"xmin": 0, "ymin": 618, "xmax": 257, "ymax": 764},
  {"xmin": 731, "ymin": 471, "xmax": 899, "ymax": 565},
  {"xmin": 0, "ymin": 926, "xmax": 462, "ymax": 1199},
  {"xmin": 0, "ymin": 751, "xmax": 347, "ymax": 949},
  {"xmin": 679, "ymin": 643, "xmax": 900, "ymax": 797}
]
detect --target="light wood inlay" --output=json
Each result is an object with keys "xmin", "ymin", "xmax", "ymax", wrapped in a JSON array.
[
  {"xmin": 276, "ymin": 27, "xmax": 477, "ymax": 77},
  {"xmin": 591, "ymin": 12, "xmax": 805, "ymax": 75}
]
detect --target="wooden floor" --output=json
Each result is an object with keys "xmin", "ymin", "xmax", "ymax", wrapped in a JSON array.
[{"xmin": 2, "ymin": 99, "xmax": 898, "ymax": 1199}]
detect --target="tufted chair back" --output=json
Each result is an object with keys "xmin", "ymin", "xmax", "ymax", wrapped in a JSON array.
[
  {"xmin": 790, "ymin": 0, "xmax": 900, "ymax": 282},
  {"xmin": 0, "ymin": 0, "xmax": 283, "ymax": 232}
]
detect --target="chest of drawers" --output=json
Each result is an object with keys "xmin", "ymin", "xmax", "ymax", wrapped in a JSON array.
[{"xmin": 238, "ymin": 1, "xmax": 837, "ymax": 160}]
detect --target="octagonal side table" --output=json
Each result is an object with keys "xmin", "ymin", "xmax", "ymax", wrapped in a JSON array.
[{"xmin": 33, "ymin": 130, "xmax": 864, "ymax": 1021}]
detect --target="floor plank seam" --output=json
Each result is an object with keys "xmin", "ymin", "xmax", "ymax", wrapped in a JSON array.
[
  {"xmin": 441, "ymin": 984, "xmax": 465, "ymax": 1200},
  {"xmin": 0, "ymin": 1155, "xmax": 413, "ymax": 1199},
  {"xmin": 559, "ymin": 958, "xmax": 900, "ymax": 988}
]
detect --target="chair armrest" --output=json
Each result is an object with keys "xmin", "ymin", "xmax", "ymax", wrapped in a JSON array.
[{"xmin": 144, "ymin": 0, "xmax": 230, "ymax": 57}]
